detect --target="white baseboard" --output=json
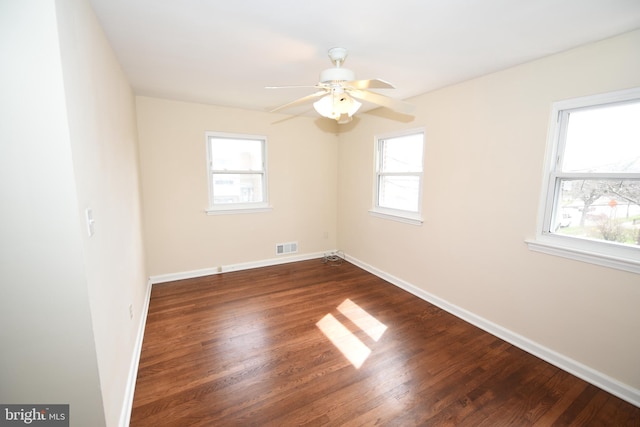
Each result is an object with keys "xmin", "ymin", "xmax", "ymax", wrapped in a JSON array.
[
  {"xmin": 148, "ymin": 251, "xmax": 334, "ymax": 285},
  {"xmin": 118, "ymin": 279, "xmax": 153, "ymax": 427},
  {"xmin": 344, "ymin": 253, "xmax": 640, "ymax": 408},
  {"xmin": 149, "ymin": 266, "xmax": 219, "ymax": 285}
]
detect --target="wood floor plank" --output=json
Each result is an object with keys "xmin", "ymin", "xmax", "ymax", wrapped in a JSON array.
[{"xmin": 130, "ymin": 260, "xmax": 640, "ymax": 426}]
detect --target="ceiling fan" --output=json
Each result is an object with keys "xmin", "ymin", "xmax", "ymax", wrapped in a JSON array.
[{"xmin": 267, "ymin": 47, "xmax": 414, "ymax": 124}]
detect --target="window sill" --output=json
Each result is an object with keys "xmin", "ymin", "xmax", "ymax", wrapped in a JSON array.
[
  {"xmin": 368, "ymin": 209, "xmax": 423, "ymax": 226},
  {"xmin": 525, "ymin": 237, "xmax": 640, "ymax": 274},
  {"xmin": 206, "ymin": 205, "xmax": 273, "ymax": 215}
]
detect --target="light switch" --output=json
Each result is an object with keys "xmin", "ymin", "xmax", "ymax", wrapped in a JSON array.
[{"xmin": 85, "ymin": 208, "xmax": 95, "ymax": 237}]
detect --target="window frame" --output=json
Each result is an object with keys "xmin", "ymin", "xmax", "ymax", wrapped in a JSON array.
[
  {"xmin": 528, "ymin": 87, "xmax": 640, "ymax": 274},
  {"xmin": 205, "ymin": 131, "xmax": 271, "ymax": 215},
  {"xmin": 369, "ymin": 128, "xmax": 425, "ymax": 225}
]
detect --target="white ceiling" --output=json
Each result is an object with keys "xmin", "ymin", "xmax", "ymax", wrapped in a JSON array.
[{"xmin": 89, "ymin": 0, "xmax": 640, "ymax": 116}]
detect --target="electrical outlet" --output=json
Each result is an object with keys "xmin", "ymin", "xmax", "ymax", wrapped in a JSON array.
[{"xmin": 129, "ymin": 304, "xmax": 133, "ymax": 320}]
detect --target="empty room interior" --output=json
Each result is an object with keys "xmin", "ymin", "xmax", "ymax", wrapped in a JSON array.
[{"xmin": 2, "ymin": 0, "xmax": 640, "ymax": 426}]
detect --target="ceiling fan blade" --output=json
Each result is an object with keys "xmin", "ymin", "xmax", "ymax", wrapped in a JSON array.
[
  {"xmin": 269, "ymin": 90, "xmax": 327, "ymax": 113},
  {"xmin": 265, "ymin": 85, "xmax": 320, "ymax": 89},
  {"xmin": 346, "ymin": 79, "xmax": 395, "ymax": 90},
  {"xmin": 348, "ymin": 89, "xmax": 415, "ymax": 114}
]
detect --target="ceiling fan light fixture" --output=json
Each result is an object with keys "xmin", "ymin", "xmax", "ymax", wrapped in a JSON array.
[{"xmin": 313, "ymin": 94, "xmax": 361, "ymax": 122}]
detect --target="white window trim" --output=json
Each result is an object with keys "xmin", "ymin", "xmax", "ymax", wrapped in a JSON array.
[
  {"xmin": 205, "ymin": 131, "xmax": 272, "ymax": 215},
  {"xmin": 368, "ymin": 207, "xmax": 424, "ymax": 226},
  {"xmin": 370, "ymin": 128, "xmax": 425, "ymax": 225},
  {"xmin": 205, "ymin": 204, "xmax": 272, "ymax": 215},
  {"xmin": 527, "ymin": 87, "xmax": 640, "ymax": 274}
]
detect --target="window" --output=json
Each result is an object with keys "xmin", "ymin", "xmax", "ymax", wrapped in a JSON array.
[
  {"xmin": 528, "ymin": 88, "xmax": 640, "ymax": 273},
  {"xmin": 205, "ymin": 132, "xmax": 270, "ymax": 214},
  {"xmin": 370, "ymin": 129, "xmax": 425, "ymax": 225}
]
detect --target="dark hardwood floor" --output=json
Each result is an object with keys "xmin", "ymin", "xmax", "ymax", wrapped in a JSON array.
[{"xmin": 130, "ymin": 259, "xmax": 640, "ymax": 426}]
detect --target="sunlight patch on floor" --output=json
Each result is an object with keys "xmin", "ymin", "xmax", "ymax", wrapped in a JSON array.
[
  {"xmin": 317, "ymin": 313, "xmax": 371, "ymax": 368},
  {"xmin": 337, "ymin": 298, "xmax": 388, "ymax": 342},
  {"xmin": 316, "ymin": 299, "xmax": 387, "ymax": 369}
]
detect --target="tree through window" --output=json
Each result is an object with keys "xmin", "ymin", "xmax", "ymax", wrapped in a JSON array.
[{"xmin": 543, "ymin": 89, "xmax": 640, "ymax": 251}]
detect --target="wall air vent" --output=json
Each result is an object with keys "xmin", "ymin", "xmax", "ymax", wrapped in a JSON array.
[{"xmin": 276, "ymin": 241, "xmax": 298, "ymax": 255}]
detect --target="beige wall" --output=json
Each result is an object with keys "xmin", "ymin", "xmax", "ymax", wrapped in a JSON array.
[
  {"xmin": 0, "ymin": 1, "xmax": 106, "ymax": 425},
  {"xmin": 0, "ymin": 1, "xmax": 147, "ymax": 426},
  {"xmin": 337, "ymin": 30, "xmax": 640, "ymax": 391},
  {"xmin": 136, "ymin": 97, "xmax": 339, "ymax": 277},
  {"xmin": 55, "ymin": 0, "xmax": 148, "ymax": 424}
]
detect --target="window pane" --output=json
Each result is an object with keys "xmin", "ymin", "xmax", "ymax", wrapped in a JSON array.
[
  {"xmin": 212, "ymin": 173, "xmax": 264, "ymax": 204},
  {"xmin": 553, "ymin": 178, "xmax": 640, "ymax": 247},
  {"xmin": 378, "ymin": 175, "xmax": 420, "ymax": 212},
  {"xmin": 210, "ymin": 138, "xmax": 263, "ymax": 171},
  {"xmin": 380, "ymin": 134, "xmax": 424, "ymax": 172},
  {"xmin": 562, "ymin": 101, "xmax": 640, "ymax": 173}
]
